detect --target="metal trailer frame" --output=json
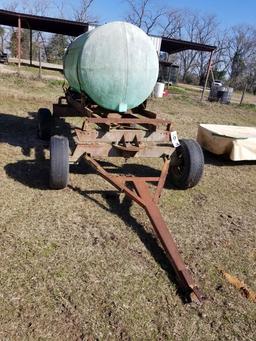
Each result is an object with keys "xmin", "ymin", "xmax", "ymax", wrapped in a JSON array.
[{"xmin": 51, "ymin": 89, "xmax": 206, "ymax": 304}]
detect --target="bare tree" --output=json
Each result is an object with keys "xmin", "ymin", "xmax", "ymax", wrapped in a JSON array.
[
  {"xmin": 195, "ymin": 15, "xmax": 218, "ymax": 84},
  {"xmin": 1, "ymin": 0, "xmax": 50, "ymax": 14},
  {"xmin": 55, "ymin": 0, "xmax": 66, "ymax": 19},
  {"xmin": 178, "ymin": 11, "xmax": 201, "ymax": 82},
  {"xmin": 244, "ymin": 59, "xmax": 256, "ymax": 93},
  {"xmin": 160, "ymin": 9, "xmax": 184, "ymax": 38},
  {"xmin": 20, "ymin": 0, "xmax": 51, "ymax": 16},
  {"xmin": 227, "ymin": 25, "xmax": 256, "ymax": 88},
  {"xmin": 73, "ymin": 0, "xmax": 96, "ymax": 23},
  {"xmin": 212, "ymin": 31, "xmax": 230, "ymax": 70},
  {"xmin": 3, "ymin": 0, "xmax": 51, "ymax": 59},
  {"xmin": 125, "ymin": 0, "xmax": 166, "ymax": 34},
  {"xmin": 176, "ymin": 12, "xmax": 218, "ymax": 83},
  {"xmin": 22, "ymin": 0, "xmax": 52, "ymax": 60},
  {"xmin": 2, "ymin": 0, "xmax": 19, "ymax": 11}
]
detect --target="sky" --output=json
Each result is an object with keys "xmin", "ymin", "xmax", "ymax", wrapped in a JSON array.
[
  {"xmin": 82, "ymin": 0, "xmax": 256, "ymax": 28},
  {"xmin": 1, "ymin": 0, "xmax": 256, "ymax": 29}
]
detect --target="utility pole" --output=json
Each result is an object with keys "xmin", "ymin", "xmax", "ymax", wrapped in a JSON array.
[
  {"xmin": 17, "ymin": 16, "xmax": 21, "ymax": 71},
  {"xmin": 29, "ymin": 29, "xmax": 33, "ymax": 66},
  {"xmin": 200, "ymin": 51, "xmax": 213, "ymax": 101},
  {"xmin": 240, "ymin": 83, "xmax": 247, "ymax": 105},
  {"xmin": 38, "ymin": 44, "xmax": 42, "ymax": 79}
]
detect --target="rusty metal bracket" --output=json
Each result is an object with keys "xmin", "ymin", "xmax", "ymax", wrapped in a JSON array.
[{"xmin": 85, "ymin": 155, "xmax": 206, "ymax": 304}]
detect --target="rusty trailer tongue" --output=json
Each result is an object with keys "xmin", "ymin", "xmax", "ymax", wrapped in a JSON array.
[
  {"xmin": 86, "ymin": 155, "xmax": 206, "ymax": 304},
  {"xmin": 39, "ymin": 90, "xmax": 206, "ymax": 303}
]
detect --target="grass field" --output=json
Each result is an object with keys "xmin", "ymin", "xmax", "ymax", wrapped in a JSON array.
[
  {"xmin": 0, "ymin": 71, "xmax": 256, "ymax": 340},
  {"xmin": 0, "ymin": 62, "xmax": 64, "ymax": 81},
  {"xmin": 176, "ymin": 83, "xmax": 256, "ymax": 106}
]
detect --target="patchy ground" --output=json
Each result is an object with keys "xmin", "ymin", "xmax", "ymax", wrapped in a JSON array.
[
  {"xmin": 0, "ymin": 72, "xmax": 256, "ymax": 340},
  {"xmin": 0, "ymin": 62, "xmax": 64, "ymax": 81},
  {"xmin": 179, "ymin": 82, "xmax": 256, "ymax": 106}
]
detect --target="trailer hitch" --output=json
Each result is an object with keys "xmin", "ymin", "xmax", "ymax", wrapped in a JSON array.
[{"xmin": 85, "ymin": 155, "xmax": 206, "ymax": 304}]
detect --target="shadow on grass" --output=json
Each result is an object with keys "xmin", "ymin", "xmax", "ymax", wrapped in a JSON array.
[
  {"xmin": 0, "ymin": 111, "xmax": 44, "ymax": 157},
  {"xmin": 2, "ymin": 111, "xmax": 75, "ymax": 189},
  {"xmin": 0, "ymin": 111, "xmax": 74, "ymax": 153},
  {"xmin": 0, "ymin": 111, "xmax": 50, "ymax": 189},
  {"xmin": 203, "ymin": 150, "xmax": 256, "ymax": 167},
  {"xmin": 5, "ymin": 158, "xmax": 50, "ymax": 190},
  {"xmin": 72, "ymin": 158, "xmax": 178, "ymax": 189},
  {"xmin": 69, "ymin": 184, "xmax": 191, "ymax": 303}
]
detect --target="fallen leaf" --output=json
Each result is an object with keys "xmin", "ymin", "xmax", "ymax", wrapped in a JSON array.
[{"xmin": 220, "ymin": 270, "xmax": 256, "ymax": 303}]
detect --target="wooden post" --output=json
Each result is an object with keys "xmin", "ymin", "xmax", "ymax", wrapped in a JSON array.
[
  {"xmin": 240, "ymin": 83, "xmax": 247, "ymax": 105},
  {"xmin": 200, "ymin": 51, "xmax": 213, "ymax": 101},
  {"xmin": 0, "ymin": 35, "xmax": 3, "ymax": 52},
  {"xmin": 29, "ymin": 29, "xmax": 32, "ymax": 66},
  {"xmin": 17, "ymin": 16, "xmax": 21, "ymax": 70},
  {"xmin": 210, "ymin": 68, "xmax": 215, "ymax": 83},
  {"xmin": 38, "ymin": 45, "xmax": 42, "ymax": 79}
]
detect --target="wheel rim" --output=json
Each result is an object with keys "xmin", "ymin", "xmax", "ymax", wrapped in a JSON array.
[{"xmin": 172, "ymin": 149, "xmax": 185, "ymax": 178}]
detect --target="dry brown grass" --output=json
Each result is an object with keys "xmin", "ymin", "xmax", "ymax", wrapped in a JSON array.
[
  {"xmin": 177, "ymin": 82, "xmax": 256, "ymax": 106},
  {"xmin": 0, "ymin": 72, "xmax": 256, "ymax": 340},
  {"xmin": 0, "ymin": 62, "xmax": 64, "ymax": 81}
]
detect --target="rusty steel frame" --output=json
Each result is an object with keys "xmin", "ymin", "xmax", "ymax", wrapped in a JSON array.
[
  {"xmin": 52, "ymin": 91, "xmax": 206, "ymax": 303},
  {"xmin": 54, "ymin": 90, "xmax": 175, "ymax": 161},
  {"xmin": 85, "ymin": 155, "xmax": 206, "ymax": 303}
]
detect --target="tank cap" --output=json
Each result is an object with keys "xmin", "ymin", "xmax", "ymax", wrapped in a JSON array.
[{"xmin": 118, "ymin": 103, "xmax": 128, "ymax": 112}]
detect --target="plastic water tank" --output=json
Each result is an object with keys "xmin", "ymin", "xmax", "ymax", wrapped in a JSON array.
[
  {"xmin": 208, "ymin": 83, "xmax": 222, "ymax": 101},
  {"xmin": 64, "ymin": 22, "xmax": 159, "ymax": 112},
  {"xmin": 220, "ymin": 87, "xmax": 233, "ymax": 104}
]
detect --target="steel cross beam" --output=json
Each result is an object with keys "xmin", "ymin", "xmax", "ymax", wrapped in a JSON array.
[{"xmin": 85, "ymin": 155, "xmax": 206, "ymax": 303}]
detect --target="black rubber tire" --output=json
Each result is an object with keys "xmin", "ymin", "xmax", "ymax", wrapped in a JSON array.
[
  {"xmin": 169, "ymin": 139, "xmax": 204, "ymax": 189},
  {"xmin": 50, "ymin": 135, "xmax": 69, "ymax": 189},
  {"xmin": 38, "ymin": 108, "xmax": 52, "ymax": 140}
]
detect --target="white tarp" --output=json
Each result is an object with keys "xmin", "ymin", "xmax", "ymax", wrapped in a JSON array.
[{"xmin": 197, "ymin": 124, "xmax": 256, "ymax": 161}]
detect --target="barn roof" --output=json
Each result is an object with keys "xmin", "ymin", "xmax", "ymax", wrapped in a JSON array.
[
  {"xmin": 161, "ymin": 36, "xmax": 216, "ymax": 54},
  {"xmin": 0, "ymin": 9, "xmax": 89, "ymax": 36},
  {"xmin": 0, "ymin": 9, "xmax": 216, "ymax": 54}
]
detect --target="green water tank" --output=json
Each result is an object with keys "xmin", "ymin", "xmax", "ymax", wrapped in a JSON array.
[{"xmin": 63, "ymin": 21, "xmax": 159, "ymax": 112}]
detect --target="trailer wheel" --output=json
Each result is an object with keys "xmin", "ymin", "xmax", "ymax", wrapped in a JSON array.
[
  {"xmin": 50, "ymin": 135, "xmax": 69, "ymax": 189},
  {"xmin": 38, "ymin": 108, "xmax": 52, "ymax": 140},
  {"xmin": 169, "ymin": 139, "xmax": 204, "ymax": 189}
]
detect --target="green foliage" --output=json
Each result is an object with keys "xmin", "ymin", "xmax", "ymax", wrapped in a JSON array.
[
  {"xmin": 47, "ymin": 79, "xmax": 67, "ymax": 88},
  {"xmin": 212, "ymin": 69, "xmax": 226, "ymax": 81},
  {"xmin": 183, "ymin": 73, "xmax": 198, "ymax": 85},
  {"xmin": 168, "ymin": 85, "xmax": 186, "ymax": 94},
  {"xmin": 238, "ymin": 103, "xmax": 256, "ymax": 111},
  {"xmin": 230, "ymin": 52, "xmax": 246, "ymax": 87},
  {"xmin": 9, "ymin": 29, "xmax": 30, "ymax": 59},
  {"xmin": 46, "ymin": 34, "xmax": 69, "ymax": 63}
]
